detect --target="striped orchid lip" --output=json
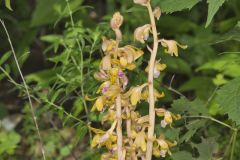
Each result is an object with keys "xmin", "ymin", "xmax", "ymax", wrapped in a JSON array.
[
  {"xmin": 118, "ymin": 71, "xmax": 124, "ymax": 78},
  {"xmin": 102, "ymin": 86, "xmax": 109, "ymax": 93}
]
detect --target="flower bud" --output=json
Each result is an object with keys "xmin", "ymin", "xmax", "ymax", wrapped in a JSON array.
[
  {"xmin": 153, "ymin": 7, "xmax": 161, "ymax": 20},
  {"xmin": 134, "ymin": 0, "xmax": 149, "ymax": 6},
  {"xmin": 110, "ymin": 12, "xmax": 123, "ymax": 30},
  {"xmin": 134, "ymin": 24, "xmax": 151, "ymax": 43}
]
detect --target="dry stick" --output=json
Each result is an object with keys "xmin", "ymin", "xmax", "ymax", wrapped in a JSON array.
[
  {"xmin": 116, "ymin": 94, "xmax": 123, "ymax": 160},
  {"xmin": 146, "ymin": 2, "xmax": 159, "ymax": 160},
  {"xmin": 114, "ymin": 39, "xmax": 123, "ymax": 160},
  {"xmin": 0, "ymin": 20, "xmax": 46, "ymax": 160}
]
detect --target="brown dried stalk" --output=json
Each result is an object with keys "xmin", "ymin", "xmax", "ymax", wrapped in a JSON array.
[{"xmin": 146, "ymin": 2, "xmax": 159, "ymax": 160}]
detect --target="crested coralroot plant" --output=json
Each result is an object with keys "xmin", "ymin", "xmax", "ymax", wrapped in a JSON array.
[{"xmin": 89, "ymin": 0, "xmax": 187, "ymax": 159}]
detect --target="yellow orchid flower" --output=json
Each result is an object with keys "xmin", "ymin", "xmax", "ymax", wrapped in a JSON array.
[
  {"xmin": 145, "ymin": 61, "xmax": 167, "ymax": 78},
  {"xmin": 101, "ymin": 109, "xmax": 116, "ymax": 124},
  {"xmin": 133, "ymin": 130, "xmax": 147, "ymax": 152},
  {"xmin": 102, "ymin": 37, "xmax": 117, "ymax": 54},
  {"xmin": 130, "ymin": 83, "xmax": 148, "ymax": 105},
  {"xmin": 91, "ymin": 96, "xmax": 106, "ymax": 112},
  {"xmin": 90, "ymin": 121, "xmax": 117, "ymax": 150},
  {"xmin": 155, "ymin": 108, "xmax": 181, "ymax": 128},
  {"xmin": 97, "ymin": 81, "xmax": 111, "ymax": 94},
  {"xmin": 94, "ymin": 70, "xmax": 109, "ymax": 81},
  {"xmin": 160, "ymin": 39, "xmax": 187, "ymax": 57},
  {"xmin": 134, "ymin": 24, "xmax": 151, "ymax": 43},
  {"xmin": 153, "ymin": 137, "xmax": 176, "ymax": 158},
  {"xmin": 141, "ymin": 88, "xmax": 165, "ymax": 101}
]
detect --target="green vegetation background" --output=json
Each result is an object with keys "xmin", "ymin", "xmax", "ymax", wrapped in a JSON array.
[{"xmin": 0, "ymin": 0, "xmax": 240, "ymax": 159}]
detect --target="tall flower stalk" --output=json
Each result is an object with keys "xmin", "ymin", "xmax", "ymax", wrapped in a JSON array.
[{"xmin": 88, "ymin": 1, "xmax": 186, "ymax": 159}]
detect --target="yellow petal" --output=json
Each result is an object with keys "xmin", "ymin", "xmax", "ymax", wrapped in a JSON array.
[
  {"xmin": 91, "ymin": 135, "xmax": 100, "ymax": 148},
  {"xmin": 164, "ymin": 111, "xmax": 173, "ymax": 124},
  {"xmin": 120, "ymin": 57, "xmax": 128, "ymax": 67},
  {"xmin": 156, "ymin": 63, "xmax": 167, "ymax": 71},
  {"xmin": 155, "ymin": 108, "xmax": 166, "ymax": 117},
  {"xmin": 101, "ymin": 55, "xmax": 111, "ymax": 70},
  {"xmin": 158, "ymin": 139, "xmax": 169, "ymax": 150},
  {"xmin": 94, "ymin": 96, "xmax": 105, "ymax": 111},
  {"xmin": 126, "ymin": 63, "xmax": 136, "ymax": 70}
]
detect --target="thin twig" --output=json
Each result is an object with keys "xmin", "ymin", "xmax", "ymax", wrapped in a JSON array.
[
  {"xmin": 0, "ymin": 20, "xmax": 46, "ymax": 160},
  {"xmin": 184, "ymin": 115, "xmax": 237, "ymax": 131},
  {"xmin": 163, "ymin": 75, "xmax": 186, "ymax": 98}
]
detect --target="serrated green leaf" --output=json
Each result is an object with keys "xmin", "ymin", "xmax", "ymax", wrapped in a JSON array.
[
  {"xmin": 216, "ymin": 77, "xmax": 240, "ymax": 125},
  {"xmin": 157, "ymin": 0, "xmax": 201, "ymax": 14},
  {"xmin": 171, "ymin": 151, "xmax": 194, "ymax": 160},
  {"xmin": 171, "ymin": 97, "xmax": 209, "ymax": 116},
  {"xmin": 192, "ymin": 137, "xmax": 218, "ymax": 160},
  {"xmin": 205, "ymin": 0, "xmax": 226, "ymax": 27},
  {"xmin": 5, "ymin": 0, "xmax": 13, "ymax": 11},
  {"xmin": 179, "ymin": 120, "xmax": 206, "ymax": 143}
]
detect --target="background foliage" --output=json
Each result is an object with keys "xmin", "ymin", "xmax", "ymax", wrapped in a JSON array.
[{"xmin": 0, "ymin": 0, "xmax": 240, "ymax": 159}]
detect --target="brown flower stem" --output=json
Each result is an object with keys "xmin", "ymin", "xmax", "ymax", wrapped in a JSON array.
[
  {"xmin": 114, "ymin": 40, "xmax": 123, "ymax": 160},
  {"xmin": 126, "ymin": 106, "xmax": 137, "ymax": 160},
  {"xmin": 146, "ymin": 2, "xmax": 159, "ymax": 160},
  {"xmin": 116, "ymin": 94, "xmax": 123, "ymax": 160}
]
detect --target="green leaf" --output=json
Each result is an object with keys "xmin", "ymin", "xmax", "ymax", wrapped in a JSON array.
[
  {"xmin": 157, "ymin": 0, "xmax": 201, "ymax": 14},
  {"xmin": 179, "ymin": 120, "xmax": 207, "ymax": 143},
  {"xmin": 197, "ymin": 53, "xmax": 240, "ymax": 78},
  {"xmin": 162, "ymin": 56, "xmax": 192, "ymax": 75},
  {"xmin": 192, "ymin": 137, "xmax": 218, "ymax": 160},
  {"xmin": 60, "ymin": 146, "xmax": 71, "ymax": 156},
  {"xmin": 179, "ymin": 77, "xmax": 215, "ymax": 100},
  {"xmin": 205, "ymin": 0, "xmax": 226, "ymax": 27},
  {"xmin": 171, "ymin": 151, "xmax": 194, "ymax": 160},
  {"xmin": 216, "ymin": 77, "xmax": 240, "ymax": 125},
  {"xmin": 171, "ymin": 97, "xmax": 209, "ymax": 116},
  {"xmin": 31, "ymin": 0, "xmax": 83, "ymax": 26},
  {"xmin": 215, "ymin": 21, "xmax": 240, "ymax": 43},
  {"xmin": 5, "ymin": 0, "xmax": 13, "ymax": 11},
  {"xmin": 0, "ymin": 51, "xmax": 11, "ymax": 66}
]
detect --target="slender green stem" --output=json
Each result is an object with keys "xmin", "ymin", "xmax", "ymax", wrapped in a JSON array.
[
  {"xmin": 0, "ymin": 20, "xmax": 46, "ymax": 160},
  {"xmin": 230, "ymin": 130, "xmax": 238, "ymax": 160},
  {"xmin": 184, "ymin": 115, "xmax": 237, "ymax": 131}
]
